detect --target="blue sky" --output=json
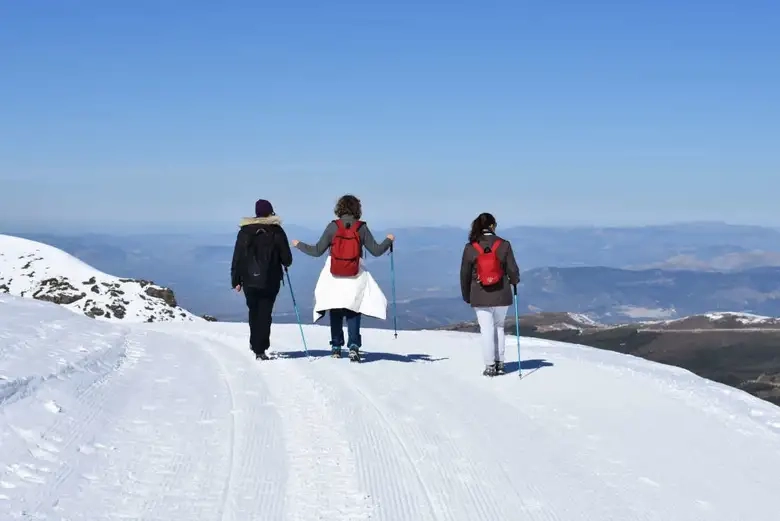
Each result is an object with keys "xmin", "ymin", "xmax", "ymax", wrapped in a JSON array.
[{"xmin": 1, "ymin": 0, "xmax": 778, "ymax": 231}]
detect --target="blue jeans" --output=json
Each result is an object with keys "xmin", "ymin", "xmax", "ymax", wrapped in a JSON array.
[{"xmin": 329, "ymin": 308, "xmax": 362, "ymax": 349}]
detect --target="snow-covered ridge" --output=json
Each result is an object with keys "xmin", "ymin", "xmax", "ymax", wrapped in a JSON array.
[
  {"xmin": 641, "ymin": 311, "xmax": 780, "ymax": 329},
  {"xmin": 0, "ymin": 234, "xmax": 199, "ymax": 322},
  {"xmin": 703, "ymin": 311, "xmax": 780, "ymax": 324}
]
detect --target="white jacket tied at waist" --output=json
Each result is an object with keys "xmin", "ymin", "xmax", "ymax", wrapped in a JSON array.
[{"xmin": 311, "ymin": 256, "xmax": 388, "ymax": 322}]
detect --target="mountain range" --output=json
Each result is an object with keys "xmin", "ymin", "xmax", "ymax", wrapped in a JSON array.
[{"xmin": 8, "ymin": 221, "xmax": 780, "ymax": 328}]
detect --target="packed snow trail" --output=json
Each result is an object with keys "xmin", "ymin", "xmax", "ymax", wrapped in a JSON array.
[{"xmin": 2, "ymin": 295, "xmax": 780, "ymax": 520}]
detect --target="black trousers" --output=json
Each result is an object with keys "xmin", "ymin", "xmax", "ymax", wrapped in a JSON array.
[{"xmin": 244, "ymin": 287, "xmax": 279, "ymax": 354}]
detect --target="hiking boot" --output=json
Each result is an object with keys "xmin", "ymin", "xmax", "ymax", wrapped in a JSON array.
[
  {"xmin": 483, "ymin": 364, "xmax": 497, "ymax": 377},
  {"xmin": 495, "ymin": 361, "xmax": 505, "ymax": 375},
  {"xmin": 331, "ymin": 346, "xmax": 343, "ymax": 358},
  {"xmin": 256, "ymin": 351, "xmax": 270, "ymax": 361},
  {"xmin": 348, "ymin": 345, "xmax": 361, "ymax": 363}
]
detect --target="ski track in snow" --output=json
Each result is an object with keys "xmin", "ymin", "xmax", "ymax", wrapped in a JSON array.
[{"xmin": 2, "ymin": 294, "xmax": 780, "ymax": 520}]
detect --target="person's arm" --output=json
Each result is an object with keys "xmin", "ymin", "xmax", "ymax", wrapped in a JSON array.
[
  {"xmin": 502, "ymin": 240, "xmax": 521, "ymax": 286},
  {"xmin": 295, "ymin": 222, "xmax": 337, "ymax": 257},
  {"xmin": 230, "ymin": 230, "xmax": 245, "ymax": 288},
  {"xmin": 359, "ymin": 222, "xmax": 392, "ymax": 256},
  {"xmin": 460, "ymin": 244, "xmax": 474, "ymax": 303},
  {"xmin": 276, "ymin": 227, "xmax": 293, "ymax": 268}
]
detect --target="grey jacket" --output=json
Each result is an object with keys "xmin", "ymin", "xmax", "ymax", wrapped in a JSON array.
[
  {"xmin": 460, "ymin": 232, "xmax": 521, "ymax": 307},
  {"xmin": 296, "ymin": 214, "xmax": 392, "ymax": 258}
]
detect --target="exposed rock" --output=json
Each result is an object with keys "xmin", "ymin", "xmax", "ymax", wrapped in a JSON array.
[
  {"xmin": 83, "ymin": 276, "xmax": 97, "ymax": 285},
  {"xmin": 91, "ymin": 285, "xmax": 100, "ymax": 293},
  {"xmin": 34, "ymin": 291, "xmax": 86, "ymax": 305},
  {"xmin": 106, "ymin": 303, "xmax": 126, "ymax": 319},
  {"xmin": 85, "ymin": 307, "xmax": 106, "ymax": 318},
  {"xmin": 0, "ymin": 284, "xmax": 8, "ymax": 293},
  {"xmin": 202, "ymin": 314, "xmax": 218, "ymax": 322},
  {"xmin": 144, "ymin": 286, "xmax": 177, "ymax": 307},
  {"xmin": 122, "ymin": 278, "xmax": 152, "ymax": 288},
  {"xmin": 33, "ymin": 278, "xmax": 86, "ymax": 305}
]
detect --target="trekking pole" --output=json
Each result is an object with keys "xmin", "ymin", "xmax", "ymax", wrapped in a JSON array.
[
  {"xmin": 389, "ymin": 242, "xmax": 398, "ymax": 338},
  {"xmin": 284, "ymin": 267, "xmax": 310, "ymax": 358},
  {"xmin": 513, "ymin": 284, "xmax": 521, "ymax": 378}
]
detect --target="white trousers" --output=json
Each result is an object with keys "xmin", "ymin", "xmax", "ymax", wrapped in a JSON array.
[{"xmin": 475, "ymin": 306, "xmax": 510, "ymax": 366}]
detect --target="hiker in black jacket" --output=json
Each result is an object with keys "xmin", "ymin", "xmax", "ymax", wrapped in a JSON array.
[{"xmin": 231, "ymin": 199, "xmax": 293, "ymax": 360}]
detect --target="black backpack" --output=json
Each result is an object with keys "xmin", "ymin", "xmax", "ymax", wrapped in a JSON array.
[{"xmin": 242, "ymin": 227, "xmax": 280, "ymax": 289}]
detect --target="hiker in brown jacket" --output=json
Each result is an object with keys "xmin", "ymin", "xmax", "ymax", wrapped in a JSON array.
[{"xmin": 460, "ymin": 212, "xmax": 521, "ymax": 376}]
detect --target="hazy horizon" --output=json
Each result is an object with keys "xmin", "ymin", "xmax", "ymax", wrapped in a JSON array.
[{"xmin": 5, "ymin": 219, "xmax": 780, "ymax": 237}]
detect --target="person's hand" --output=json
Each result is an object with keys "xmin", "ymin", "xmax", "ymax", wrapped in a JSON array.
[
  {"xmin": 292, "ymin": 239, "xmax": 300, "ymax": 247},
  {"xmin": 234, "ymin": 285, "xmax": 241, "ymax": 292},
  {"xmin": 386, "ymin": 234, "xmax": 394, "ymax": 241}
]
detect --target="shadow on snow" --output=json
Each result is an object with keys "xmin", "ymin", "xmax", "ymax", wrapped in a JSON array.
[
  {"xmin": 277, "ymin": 349, "xmax": 448, "ymax": 363},
  {"xmin": 503, "ymin": 359, "xmax": 554, "ymax": 377}
]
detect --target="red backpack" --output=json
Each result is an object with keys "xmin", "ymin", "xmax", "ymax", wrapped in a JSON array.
[
  {"xmin": 472, "ymin": 239, "xmax": 504, "ymax": 286},
  {"xmin": 330, "ymin": 219, "xmax": 363, "ymax": 276}
]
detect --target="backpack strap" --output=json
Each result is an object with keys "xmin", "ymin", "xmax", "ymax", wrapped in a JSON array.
[
  {"xmin": 472, "ymin": 241, "xmax": 483, "ymax": 254},
  {"xmin": 491, "ymin": 239, "xmax": 502, "ymax": 251},
  {"xmin": 334, "ymin": 218, "xmax": 361, "ymax": 232}
]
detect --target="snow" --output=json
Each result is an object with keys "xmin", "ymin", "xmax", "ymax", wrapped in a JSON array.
[
  {"xmin": 653, "ymin": 311, "xmax": 780, "ymax": 327},
  {"xmin": 703, "ymin": 312, "xmax": 779, "ymax": 325},
  {"xmin": 566, "ymin": 312, "xmax": 601, "ymax": 326},
  {"xmin": 0, "ymin": 234, "xmax": 198, "ymax": 322},
  {"xmin": 2, "ymin": 294, "xmax": 780, "ymax": 520}
]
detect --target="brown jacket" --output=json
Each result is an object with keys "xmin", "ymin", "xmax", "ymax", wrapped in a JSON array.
[{"xmin": 460, "ymin": 233, "xmax": 520, "ymax": 307}]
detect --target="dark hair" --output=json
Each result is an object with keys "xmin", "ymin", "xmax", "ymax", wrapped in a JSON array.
[
  {"xmin": 334, "ymin": 194, "xmax": 362, "ymax": 219},
  {"xmin": 468, "ymin": 212, "xmax": 497, "ymax": 243}
]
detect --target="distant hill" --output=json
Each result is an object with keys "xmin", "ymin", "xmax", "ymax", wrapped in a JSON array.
[
  {"xmin": 631, "ymin": 251, "xmax": 780, "ymax": 271},
  {"xmin": 438, "ymin": 311, "xmax": 780, "ymax": 407}
]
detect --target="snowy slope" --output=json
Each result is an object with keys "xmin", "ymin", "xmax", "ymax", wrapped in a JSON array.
[
  {"xmin": 0, "ymin": 234, "xmax": 198, "ymax": 322},
  {"xmin": 2, "ymin": 294, "xmax": 780, "ymax": 520}
]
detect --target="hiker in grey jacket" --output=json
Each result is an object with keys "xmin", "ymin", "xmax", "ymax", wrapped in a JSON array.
[
  {"xmin": 460, "ymin": 212, "xmax": 521, "ymax": 376},
  {"xmin": 292, "ymin": 194, "xmax": 394, "ymax": 361}
]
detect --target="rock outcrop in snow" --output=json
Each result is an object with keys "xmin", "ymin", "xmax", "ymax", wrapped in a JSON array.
[{"xmin": 0, "ymin": 234, "xmax": 199, "ymax": 322}]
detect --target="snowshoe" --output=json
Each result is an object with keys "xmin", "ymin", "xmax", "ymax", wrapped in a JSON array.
[
  {"xmin": 255, "ymin": 351, "xmax": 270, "ymax": 361},
  {"xmin": 348, "ymin": 346, "xmax": 361, "ymax": 363},
  {"xmin": 483, "ymin": 364, "xmax": 497, "ymax": 377},
  {"xmin": 495, "ymin": 361, "xmax": 505, "ymax": 375}
]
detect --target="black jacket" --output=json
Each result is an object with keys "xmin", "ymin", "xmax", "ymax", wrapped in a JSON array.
[
  {"xmin": 460, "ymin": 232, "xmax": 520, "ymax": 307},
  {"xmin": 231, "ymin": 216, "xmax": 293, "ymax": 290}
]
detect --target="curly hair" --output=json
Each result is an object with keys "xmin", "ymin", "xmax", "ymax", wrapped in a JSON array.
[
  {"xmin": 334, "ymin": 194, "xmax": 362, "ymax": 219},
  {"xmin": 468, "ymin": 212, "xmax": 497, "ymax": 243}
]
